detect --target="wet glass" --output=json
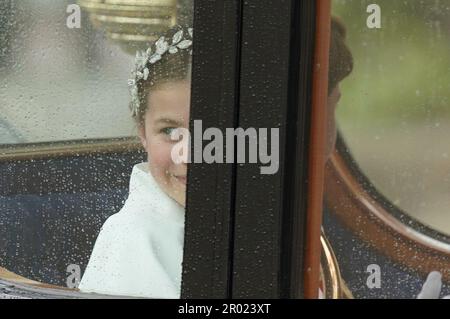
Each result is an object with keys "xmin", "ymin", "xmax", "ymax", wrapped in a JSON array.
[
  {"xmin": 323, "ymin": 0, "xmax": 450, "ymax": 299},
  {"xmin": 0, "ymin": 1, "xmax": 134, "ymax": 144},
  {"xmin": 0, "ymin": 0, "xmax": 193, "ymax": 299}
]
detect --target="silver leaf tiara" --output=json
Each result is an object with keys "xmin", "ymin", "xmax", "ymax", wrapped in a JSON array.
[{"xmin": 128, "ymin": 27, "xmax": 193, "ymax": 118}]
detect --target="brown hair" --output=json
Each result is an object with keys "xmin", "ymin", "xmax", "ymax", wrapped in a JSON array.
[
  {"xmin": 329, "ymin": 16, "xmax": 353, "ymax": 94},
  {"xmin": 132, "ymin": 26, "xmax": 192, "ymax": 126}
]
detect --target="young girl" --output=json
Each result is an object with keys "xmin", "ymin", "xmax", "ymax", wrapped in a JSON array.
[
  {"xmin": 78, "ymin": 26, "xmax": 193, "ymax": 298},
  {"xmin": 79, "ymin": 19, "xmax": 355, "ymax": 299}
]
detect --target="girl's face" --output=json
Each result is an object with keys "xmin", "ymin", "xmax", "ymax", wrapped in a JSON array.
[
  {"xmin": 138, "ymin": 80, "xmax": 338, "ymax": 206},
  {"xmin": 139, "ymin": 80, "xmax": 190, "ymax": 207}
]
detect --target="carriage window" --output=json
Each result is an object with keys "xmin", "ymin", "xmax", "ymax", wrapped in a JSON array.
[
  {"xmin": 323, "ymin": 0, "xmax": 450, "ymax": 299},
  {"xmin": 0, "ymin": 0, "xmax": 194, "ymax": 298},
  {"xmin": 0, "ymin": 1, "xmax": 134, "ymax": 144}
]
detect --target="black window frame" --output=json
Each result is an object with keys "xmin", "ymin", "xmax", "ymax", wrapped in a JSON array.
[
  {"xmin": 182, "ymin": 0, "xmax": 319, "ymax": 299},
  {"xmin": 231, "ymin": 0, "xmax": 317, "ymax": 299},
  {"xmin": 181, "ymin": 0, "xmax": 242, "ymax": 299}
]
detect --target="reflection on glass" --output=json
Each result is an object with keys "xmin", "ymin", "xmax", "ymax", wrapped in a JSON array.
[
  {"xmin": 321, "ymin": 15, "xmax": 354, "ymax": 299},
  {"xmin": 334, "ymin": 0, "xmax": 450, "ymax": 235},
  {"xmin": 324, "ymin": 0, "xmax": 450, "ymax": 299},
  {"xmin": 0, "ymin": 1, "xmax": 134, "ymax": 144}
]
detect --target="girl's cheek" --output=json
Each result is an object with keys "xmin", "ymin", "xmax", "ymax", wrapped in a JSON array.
[{"xmin": 148, "ymin": 138, "xmax": 175, "ymax": 170}]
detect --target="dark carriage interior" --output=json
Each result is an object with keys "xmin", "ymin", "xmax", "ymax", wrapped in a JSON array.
[
  {"xmin": 0, "ymin": 148, "xmax": 145, "ymax": 287},
  {"xmin": 323, "ymin": 208, "xmax": 450, "ymax": 299}
]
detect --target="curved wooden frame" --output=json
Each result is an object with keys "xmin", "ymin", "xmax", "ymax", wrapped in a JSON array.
[{"xmin": 325, "ymin": 148, "xmax": 450, "ymax": 281}]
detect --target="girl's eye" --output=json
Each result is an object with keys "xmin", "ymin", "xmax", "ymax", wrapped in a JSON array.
[
  {"xmin": 161, "ymin": 127, "xmax": 183, "ymax": 142},
  {"xmin": 161, "ymin": 127, "xmax": 176, "ymax": 136}
]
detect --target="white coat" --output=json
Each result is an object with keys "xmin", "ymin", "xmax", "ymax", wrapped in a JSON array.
[{"xmin": 78, "ymin": 163, "xmax": 185, "ymax": 298}]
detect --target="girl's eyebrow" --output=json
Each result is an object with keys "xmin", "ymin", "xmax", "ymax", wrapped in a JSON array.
[{"xmin": 155, "ymin": 118, "xmax": 184, "ymax": 127}]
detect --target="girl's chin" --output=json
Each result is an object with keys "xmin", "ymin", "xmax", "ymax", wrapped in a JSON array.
[
  {"xmin": 173, "ymin": 194, "xmax": 186, "ymax": 208},
  {"xmin": 168, "ymin": 176, "xmax": 187, "ymax": 207},
  {"xmin": 170, "ymin": 174, "xmax": 187, "ymax": 187}
]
